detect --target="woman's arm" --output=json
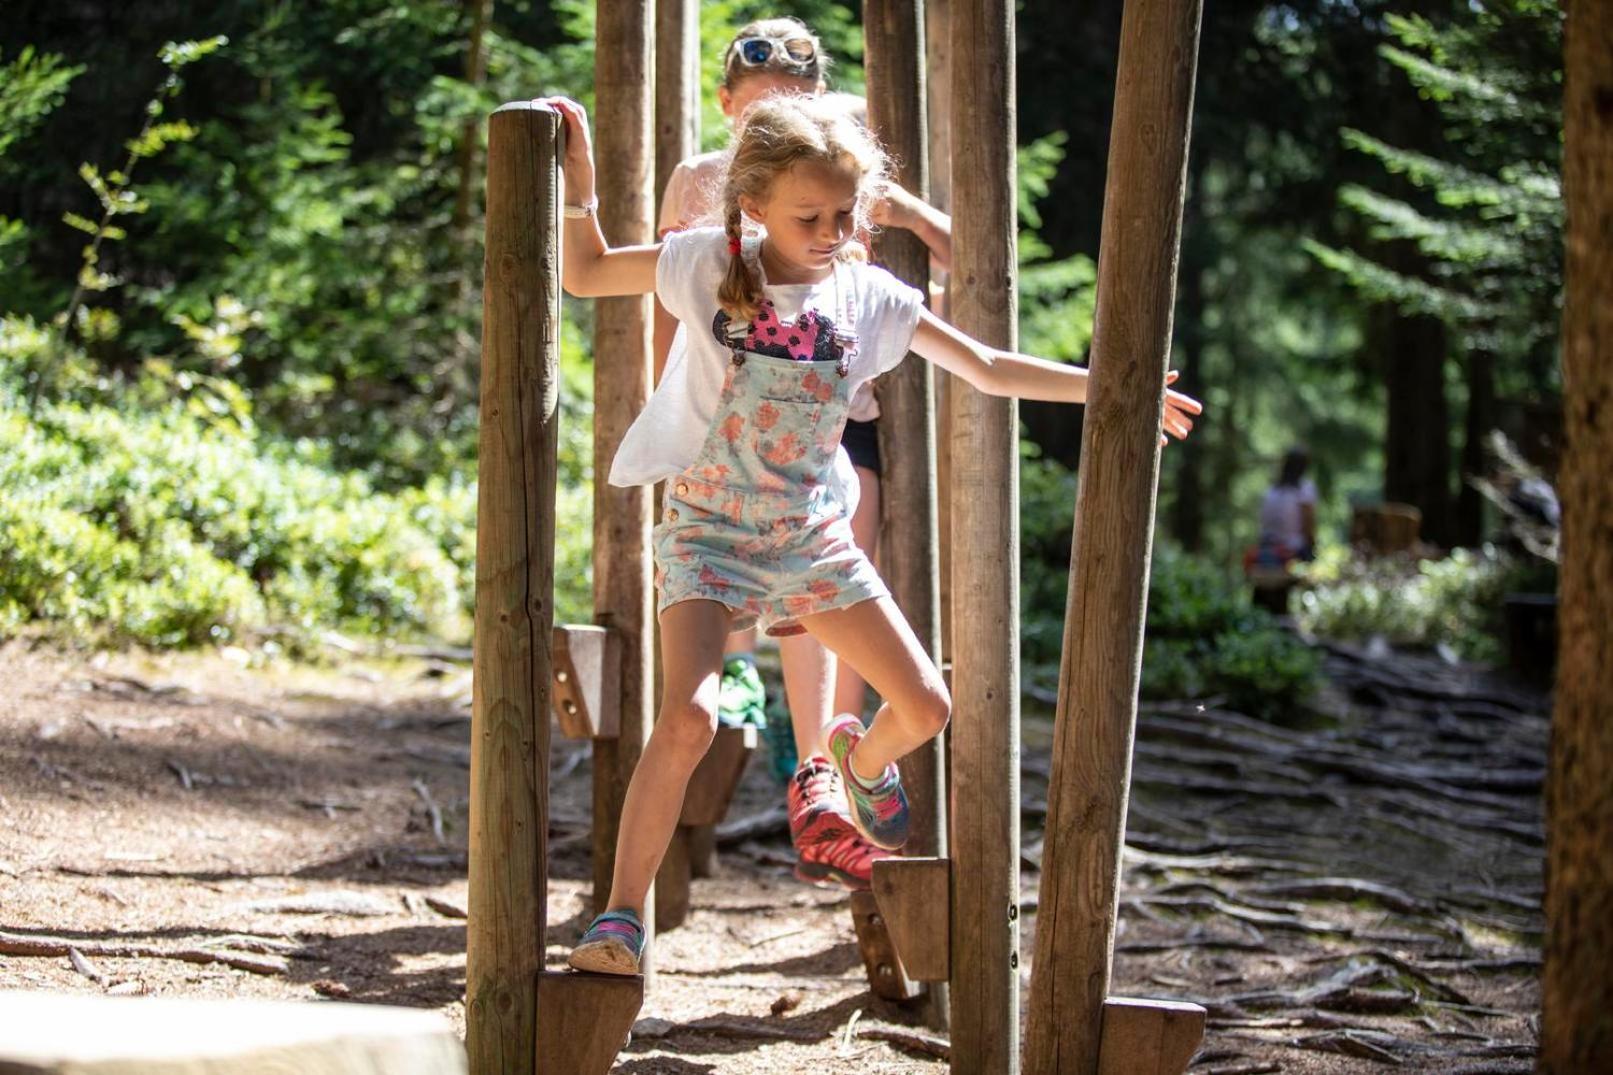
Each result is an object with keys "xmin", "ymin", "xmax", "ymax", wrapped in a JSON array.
[
  {"xmin": 873, "ymin": 184, "xmax": 953, "ymax": 271},
  {"xmin": 909, "ymin": 308, "xmax": 1201, "ymax": 441},
  {"xmin": 538, "ymin": 96, "xmax": 660, "ymax": 298}
]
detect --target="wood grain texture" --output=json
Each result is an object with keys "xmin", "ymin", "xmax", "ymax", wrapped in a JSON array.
[
  {"xmin": 849, "ymin": 891, "xmax": 923, "ymax": 1001},
  {"xmin": 947, "ymin": 0, "xmax": 1021, "ymax": 1069},
  {"xmin": 653, "ymin": 0, "xmax": 698, "ymax": 208},
  {"xmin": 551, "ymin": 625, "xmax": 620, "ymax": 739},
  {"xmin": 1541, "ymin": 2, "xmax": 1613, "ymax": 1069},
  {"xmin": 872, "ymin": 856, "xmax": 951, "ymax": 982},
  {"xmin": 467, "ymin": 102, "xmax": 560, "ymax": 1075},
  {"xmin": 1095, "ymin": 998, "xmax": 1205, "ymax": 1075},
  {"xmin": 589, "ymin": 0, "xmax": 658, "ymax": 975},
  {"xmin": 533, "ymin": 971, "xmax": 644, "ymax": 1075},
  {"xmin": 1022, "ymin": 0, "xmax": 1203, "ymax": 1069}
]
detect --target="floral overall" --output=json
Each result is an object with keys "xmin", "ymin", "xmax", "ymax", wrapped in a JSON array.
[{"xmin": 653, "ymin": 264, "xmax": 888, "ymax": 636}]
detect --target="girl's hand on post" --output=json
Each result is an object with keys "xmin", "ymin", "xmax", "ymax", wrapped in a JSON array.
[
  {"xmin": 531, "ymin": 95, "xmax": 597, "ymax": 207},
  {"xmin": 1160, "ymin": 369, "xmax": 1203, "ymax": 447}
]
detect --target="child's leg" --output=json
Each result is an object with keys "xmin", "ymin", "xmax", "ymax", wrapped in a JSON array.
[
  {"xmin": 779, "ymin": 632, "xmax": 835, "ymax": 759},
  {"xmin": 830, "ymin": 465, "xmax": 880, "ymax": 720},
  {"xmin": 799, "ymin": 595, "xmax": 950, "ymax": 782},
  {"xmin": 602, "ymin": 599, "xmax": 733, "ymax": 915}
]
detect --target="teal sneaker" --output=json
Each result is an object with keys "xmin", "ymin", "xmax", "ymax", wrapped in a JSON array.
[
  {"xmin": 568, "ymin": 908, "xmax": 645, "ymax": 976},
  {"xmin": 718, "ymin": 655, "xmax": 767, "ymax": 730},
  {"xmin": 823, "ymin": 714, "xmax": 910, "ymax": 851},
  {"xmin": 763, "ymin": 692, "xmax": 797, "ymax": 784}
]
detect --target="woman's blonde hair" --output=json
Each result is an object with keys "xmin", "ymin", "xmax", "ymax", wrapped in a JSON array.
[
  {"xmin": 720, "ymin": 17, "xmax": 830, "ymax": 91},
  {"xmin": 716, "ymin": 94, "xmax": 889, "ymax": 321}
]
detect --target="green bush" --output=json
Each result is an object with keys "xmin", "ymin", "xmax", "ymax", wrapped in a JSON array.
[
  {"xmin": 1296, "ymin": 545, "xmax": 1553, "ymax": 663},
  {"xmin": 1019, "ymin": 448, "xmax": 1320, "ymax": 719}
]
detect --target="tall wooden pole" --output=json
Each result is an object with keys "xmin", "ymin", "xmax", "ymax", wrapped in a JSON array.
[
  {"xmin": 654, "ymin": 0, "xmax": 699, "ymax": 203},
  {"xmin": 466, "ymin": 102, "xmax": 561, "ymax": 1075},
  {"xmin": 948, "ymin": 0, "xmax": 1019, "ymax": 1069},
  {"xmin": 866, "ymin": 0, "xmax": 949, "ymax": 1030},
  {"xmin": 1023, "ymin": 0, "xmax": 1202, "ymax": 1067},
  {"xmin": 1541, "ymin": 0, "xmax": 1613, "ymax": 1069},
  {"xmin": 925, "ymin": 0, "xmax": 955, "ymax": 664},
  {"xmin": 591, "ymin": 0, "xmax": 657, "ymax": 977}
]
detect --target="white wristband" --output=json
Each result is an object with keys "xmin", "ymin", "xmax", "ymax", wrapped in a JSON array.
[{"xmin": 563, "ymin": 198, "xmax": 598, "ymax": 219}]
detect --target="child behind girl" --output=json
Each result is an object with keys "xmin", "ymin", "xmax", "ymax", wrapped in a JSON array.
[{"xmin": 535, "ymin": 91, "xmax": 1201, "ymax": 975}]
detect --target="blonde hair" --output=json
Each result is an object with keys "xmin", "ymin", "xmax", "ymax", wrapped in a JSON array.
[
  {"xmin": 721, "ymin": 17, "xmax": 831, "ymax": 92},
  {"xmin": 716, "ymin": 94, "xmax": 889, "ymax": 321}
]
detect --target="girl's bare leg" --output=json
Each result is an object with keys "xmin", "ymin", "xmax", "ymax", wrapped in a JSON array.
[
  {"xmin": 799, "ymin": 595, "xmax": 950, "ymax": 783},
  {"xmin": 831, "ymin": 465, "xmax": 880, "ymax": 720},
  {"xmin": 604, "ymin": 599, "xmax": 732, "ymax": 915},
  {"xmin": 779, "ymin": 632, "xmax": 835, "ymax": 760}
]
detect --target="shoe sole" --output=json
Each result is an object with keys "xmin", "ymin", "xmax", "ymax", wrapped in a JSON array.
[
  {"xmin": 794, "ymin": 860, "xmax": 871, "ymax": 891},
  {"xmin": 567, "ymin": 937, "xmax": 640, "ymax": 976}
]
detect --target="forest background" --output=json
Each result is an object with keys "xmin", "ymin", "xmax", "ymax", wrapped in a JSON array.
[{"xmin": 0, "ymin": 0, "xmax": 1565, "ymax": 704}]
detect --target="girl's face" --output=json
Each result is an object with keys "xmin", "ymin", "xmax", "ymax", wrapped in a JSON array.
[
  {"xmin": 719, "ymin": 72, "xmax": 820, "ymax": 126},
  {"xmin": 741, "ymin": 158, "xmax": 861, "ymax": 280}
]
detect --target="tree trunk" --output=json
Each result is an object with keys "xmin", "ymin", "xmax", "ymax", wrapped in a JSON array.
[
  {"xmin": 1379, "ymin": 301, "xmax": 1452, "ymax": 547},
  {"xmin": 1455, "ymin": 348, "xmax": 1496, "ymax": 548},
  {"xmin": 1540, "ymin": 0, "xmax": 1613, "ymax": 1069}
]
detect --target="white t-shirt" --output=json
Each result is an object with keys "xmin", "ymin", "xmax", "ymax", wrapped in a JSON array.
[
  {"xmin": 1259, "ymin": 479, "xmax": 1317, "ymax": 549},
  {"xmin": 608, "ymin": 227, "xmax": 924, "ymax": 489}
]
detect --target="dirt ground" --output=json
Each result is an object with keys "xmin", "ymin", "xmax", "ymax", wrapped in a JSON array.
[{"xmin": 0, "ymin": 636, "xmax": 1545, "ymax": 1072}]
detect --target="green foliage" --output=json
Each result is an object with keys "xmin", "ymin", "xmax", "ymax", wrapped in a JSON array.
[
  {"xmin": 1296, "ymin": 545, "xmax": 1552, "ymax": 662},
  {"xmin": 1305, "ymin": 0, "xmax": 1563, "ymax": 381},
  {"xmin": 0, "ymin": 316, "xmax": 474, "ymax": 648},
  {"xmin": 1018, "ymin": 446, "xmax": 1320, "ymax": 719}
]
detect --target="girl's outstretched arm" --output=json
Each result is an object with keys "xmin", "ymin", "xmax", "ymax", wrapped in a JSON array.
[
  {"xmin": 910, "ymin": 307, "xmax": 1202, "ymax": 442},
  {"xmin": 535, "ymin": 96, "xmax": 660, "ymax": 298}
]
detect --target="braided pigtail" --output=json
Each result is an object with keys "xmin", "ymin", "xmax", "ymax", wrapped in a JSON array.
[{"xmin": 716, "ymin": 201, "xmax": 762, "ymax": 322}]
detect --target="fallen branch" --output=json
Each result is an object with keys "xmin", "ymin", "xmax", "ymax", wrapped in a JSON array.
[
  {"xmin": 856, "ymin": 1025, "xmax": 950, "ymax": 1060},
  {"xmin": 0, "ymin": 930, "xmax": 286, "ymax": 976}
]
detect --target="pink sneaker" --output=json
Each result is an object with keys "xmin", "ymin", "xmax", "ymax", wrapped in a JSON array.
[
  {"xmin": 788, "ymin": 755, "xmax": 890, "ymax": 889},
  {"xmin": 823, "ymin": 714, "xmax": 910, "ymax": 851}
]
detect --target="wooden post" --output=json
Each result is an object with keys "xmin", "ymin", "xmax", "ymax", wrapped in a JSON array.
[
  {"xmin": 1541, "ymin": 2, "xmax": 1613, "ymax": 1069},
  {"xmin": 1022, "ymin": 0, "xmax": 1204, "ymax": 1067},
  {"xmin": 591, "ymin": 0, "xmax": 659, "ymax": 972},
  {"xmin": 654, "ymin": 0, "xmax": 699, "ymax": 202},
  {"xmin": 925, "ymin": 0, "xmax": 955, "ymax": 665},
  {"xmin": 948, "ymin": 0, "xmax": 1020, "ymax": 1068},
  {"xmin": 652, "ymin": 0, "xmax": 716, "ymax": 908},
  {"xmin": 866, "ymin": 0, "xmax": 950, "ymax": 1031},
  {"xmin": 466, "ymin": 101, "xmax": 561, "ymax": 1075}
]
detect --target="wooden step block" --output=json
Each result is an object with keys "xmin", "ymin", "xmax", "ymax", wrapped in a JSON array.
[
  {"xmin": 871, "ymin": 856, "xmax": 950, "ymax": 982},
  {"xmin": 849, "ymin": 891, "xmax": 921, "ymax": 1001},
  {"xmin": 678, "ymin": 725, "xmax": 757, "ymax": 827},
  {"xmin": 534, "ymin": 970, "xmax": 644, "ymax": 1075},
  {"xmin": 552, "ymin": 625, "xmax": 619, "ymax": 739},
  {"xmin": 0, "ymin": 989, "xmax": 465, "ymax": 1074},
  {"xmin": 1098, "ymin": 996, "xmax": 1206, "ymax": 1075}
]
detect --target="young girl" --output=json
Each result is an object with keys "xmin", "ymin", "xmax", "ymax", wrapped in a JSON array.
[
  {"xmin": 656, "ymin": 16, "xmax": 954, "ymax": 895},
  {"xmin": 535, "ymin": 91, "xmax": 1200, "ymax": 975}
]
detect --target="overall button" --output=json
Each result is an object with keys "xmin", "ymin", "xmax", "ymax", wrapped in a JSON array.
[
  {"xmin": 666, "ymin": 508, "xmax": 680, "ymax": 522},
  {"xmin": 675, "ymin": 481, "xmax": 689, "ymax": 496}
]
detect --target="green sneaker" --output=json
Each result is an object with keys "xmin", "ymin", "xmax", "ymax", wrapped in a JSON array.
[{"xmin": 717, "ymin": 654, "xmax": 767, "ymax": 730}]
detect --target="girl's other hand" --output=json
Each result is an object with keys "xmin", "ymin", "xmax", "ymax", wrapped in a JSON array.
[
  {"xmin": 869, "ymin": 180, "xmax": 918, "ymax": 231},
  {"xmin": 531, "ymin": 95, "xmax": 596, "ymax": 206},
  {"xmin": 1161, "ymin": 369, "xmax": 1202, "ymax": 446}
]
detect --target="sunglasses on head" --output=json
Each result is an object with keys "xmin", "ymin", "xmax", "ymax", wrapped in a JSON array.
[{"xmin": 733, "ymin": 35, "xmax": 817, "ymax": 68}]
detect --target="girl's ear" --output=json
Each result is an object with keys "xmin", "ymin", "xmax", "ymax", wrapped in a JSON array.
[
  {"xmin": 738, "ymin": 193, "xmax": 764, "ymax": 223},
  {"xmin": 718, "ymin": 85, "xmax": 735, "ymax": 119}
]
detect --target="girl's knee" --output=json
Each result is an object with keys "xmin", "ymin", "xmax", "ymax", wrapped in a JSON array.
[
  {"xmin": 909, "ymin": 683, "xmax": 951, "ymax": 739},
  {"xmin": 659, "ymin": 697, "xmax": 719, "ymax": 757}
]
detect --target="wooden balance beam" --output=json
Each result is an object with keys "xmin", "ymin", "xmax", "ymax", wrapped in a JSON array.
[{"xmin": 0, "ymin": 990, "xmax": 466, "ymax": 1074}]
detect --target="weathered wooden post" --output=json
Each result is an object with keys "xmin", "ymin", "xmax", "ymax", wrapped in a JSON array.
[
  {"xmin": 590, "ymin": 0, "xmax": 659, "ymax": 972},
  {"xmin": 947, "ymin": 0, "xmax": 1021, "ymax": 1068},
  {"xmin": 1022, "ymin": 0, "xmax": 1208, "ymax": 1069},
  {"xmin": 1541, "ymin": 2, "xmax": 1613, "ymax": 1069},
  {"xmin": 469, "ymin": 101, "xmax": 645, "ymax": 1075},
  {"xmin": 864, "ymin": 0, "xmax": 950, "ymax": 1026},
  {"xmin": 924, "ymin": 0, "xmax": 954, "ymax": 663},
  {"xmin": 467, "ymin": 100, "xmax": 562, "ymax": 1075}
]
